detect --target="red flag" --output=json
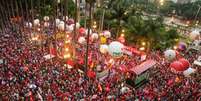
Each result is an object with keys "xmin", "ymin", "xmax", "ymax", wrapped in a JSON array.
[
  {"xmin": 67, "ymin": 59, "xmax": 74, "ymax": 67},
  {"xmin": 62, "ymin": 92, "xmax": 69, "ymax": 101},
  {"xmin": 46, "ymin": 94, "xmax": 53, "ymax": 101},
  {"xmin": 26, "ymin": 91, "xmax": 34, "ymax": 101},
  {"xmin": 87, "ymin": 70, "xmax": 96, "ymax": 79},
  {"xmin": 98, "ymin": 83, "xmax": 102, "ymax": 92},
  {"xmin": 50, "ymin": 44, "xmax": 56, "ymax": 55}
]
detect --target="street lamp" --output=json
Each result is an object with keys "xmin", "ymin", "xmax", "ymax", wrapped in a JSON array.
[
  {"xmin": 142, "ymin": 42, "xmax": 146, "ymax": 46},
  {"xmin": 194, "ymin": 5, "xmax": 201, "ymax": 25},
  {"xmin": 160, "ymin": 0, "xmax": 164, "ymax": 6},
  {"xmin": 157, "ymin": 0, "xmax": 164, "ymax": 15},
  {"xmin": 93, "ymin": 21, "xmax": 97, "ymax": 29}
]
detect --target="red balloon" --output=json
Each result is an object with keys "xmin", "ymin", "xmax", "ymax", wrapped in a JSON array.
[
  {"xmin": 66, "ymin": 59, "xmax": 74, "ymax": 66},
  {"xmin": 170, "ymin": 61, "xmax": 186, "ymax": 71},
  {"xmin": 79, "ymin": 27, "xmax": 86, "ymax": 34},
  {"xmin": 179, "ymin": 58, "xmax": 190, "ymax": 70},
  {"xmin": 118, "ymin": 36, "xmax": 125, "ymax": 43}
]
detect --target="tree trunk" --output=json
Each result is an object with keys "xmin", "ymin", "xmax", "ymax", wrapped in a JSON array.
[
  {"xmin": 84, "ymin": 3, "xmax": 88, "ymax": 28},
  {"xmin": 85, "ymin": 2, "xmax": 93, "ymax": 79},
  {"xmin": 73, "ymin": 0, "xmax": 78, "ymax": 60},
  {"xmin": 116, "ymin": 17, "xmax": 121, "ymax": 39},
  {"xmin": 100, "ymin": 9, "xmax": 105, "ymax": 31}
]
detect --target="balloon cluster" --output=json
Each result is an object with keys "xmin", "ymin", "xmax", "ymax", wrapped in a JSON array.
[
  {"xmin": 100, "ymin": 45, "xmax": 109, "ymax": 54},
  {"xmin": 78, "ymin": 27, "xmax": 99, "ymax": 44},
  {"xmin": 170, "ymin": 58, "xmax": 190, "ymax": 72},
  {"xmin": 164, "ymin": 49, "xmax": 191, "ymax": 72},
  {"xmin": 103, "ymin": 31, "xmax": 111, "ymax": 38},
  {"xmin": 164, "ymin": 49, "xmax": 176, "ymax": 60},
  {"xmin": 108, "ymin": 41, "xmax": 124, "ymax": 57}
]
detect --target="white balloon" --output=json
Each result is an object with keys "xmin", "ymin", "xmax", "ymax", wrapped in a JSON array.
[
  {"xmin": 67, "ymin": 25, "xmax": 74, "ymax": 32},
  {"xmin": 70, "ymin": 24, "xmax": 75, "ymax": 27},
  {"xmin": 190, "ymin": 30, "xmax": 200, "ymax": 40},
  {"xmin": 59, "ymin": 21, "xmax": 65, "ymax": 25},
  {"xmin": 108, "ymin": 41, "xmax": 124, "ymax": 57},
  {"xmin": 37, "ymin": 28, "xmax": 41, "ymax": 31},
  {"xmin": 34, "ymin": 19, "xmax": 40, "ymax": 26},
  {"xmin": 58, "ymin": 22, "xmax": 65, "ymax": 31},
  {"xmin": 44, "ymin": 22, "xmax": 49, "ymax": 27},
  {"xmin": 85, "ymin": 29, "xmax": 92, "ymax": 36},
  {"xmin": 63, "ymin": 16, "xmax": 68, "ymax": 21},
  {"xmin": 43, "ymin": 16, "xmax": 49, "ymax": 21},
  {"xmin": 55, "ymin": 19, "xmax": 60, "ymax": 26},
  {"xmin": 104, "ymin": 31, "xmax": 111, "ymax": 38},
  {"xmin": 78, "ymin": 37, "xmax": 86, "ymax": 44},
  {"xmin": 99, "ymin": 32, "xmax": 104, "ymax": 36},
  {"xmin": 100, "ymin": 44, "xmax": 109, "ymax": 54},
  {"xmin": 91, "ymin": 33, "xmax": 99, "ymax": 40},
  {"xmin": 26, "ymin": 22, "xmax": 32, "ymax": 28},
  {"xmin": 164, "ymin": 49, "xmax": 176, "ymax": 60},
  {"xmin": 121, "ymin": 87, "xmax": 130, "ymax": 94},
  {"xmin": 75, "ymin": 22, "xmax": 80, "ymax": 29},
  {"xmin": 29, "ymin": 22, "xmax": 33, "ymax": 28}
]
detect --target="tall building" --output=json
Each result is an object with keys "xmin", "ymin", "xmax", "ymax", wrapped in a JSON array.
[
  {"xmin": 176, "ymin": 0, "xmax": 192, "ymax": 4},
  {"xmin": 148, "ymin": 0, "xmax": 198, "ymax": 4}
]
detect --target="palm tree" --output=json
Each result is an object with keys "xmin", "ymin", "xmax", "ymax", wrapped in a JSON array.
[{"xmin": 107, "ymin": 0, "xmax": 134, "ymax": 38}]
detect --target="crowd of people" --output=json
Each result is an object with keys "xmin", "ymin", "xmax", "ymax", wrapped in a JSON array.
[{"xmin": 0, "ymin": 24, "xmax": 201, "ymax": 100}]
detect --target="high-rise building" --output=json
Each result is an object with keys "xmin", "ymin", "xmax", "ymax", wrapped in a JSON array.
[
  {"xmin": 176, "ymin": 0, "xmax": 192, "ymax": 4},
  {"xmin": 148, "ymin": 0, "xmax": 198, "ymax": 4}
]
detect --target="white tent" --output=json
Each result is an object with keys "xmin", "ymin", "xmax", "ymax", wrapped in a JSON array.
[{"xmin": 43, "ymin": 54, "xmax": 55, "ymax": 60}]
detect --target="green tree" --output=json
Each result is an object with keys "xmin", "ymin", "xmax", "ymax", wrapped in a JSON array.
[
  {"xmin": 124, "ymin": 15, "xmax": 180, "ymax": 51},
  {"xmin": 100, "ymin": 0, "xmax": 134, "ymax": 37}
]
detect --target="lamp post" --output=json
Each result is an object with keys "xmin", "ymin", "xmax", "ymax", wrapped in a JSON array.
[
  {"xmin": 85, "ymin": 0, "xmax": 96, "ymax": 79},
  {"xmin": 194, "ymin": 5, "xmax": 201, "ymax": 26},
  {"xmin": 157, "ymin": 0, "xmax": 164, "ymax": 15}
]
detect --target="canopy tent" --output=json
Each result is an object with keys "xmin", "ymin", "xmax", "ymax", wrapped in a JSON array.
[
  {"xmin": 98, "ymin": 69, "xmax": 116, "ymax": 81},
  {"xmin": 97, "ymin": 69, "xmax": 109, "ymax": 78},
  {"xmin": 130, "ymin": 60, "xmax": 157, "ymax": 75}
]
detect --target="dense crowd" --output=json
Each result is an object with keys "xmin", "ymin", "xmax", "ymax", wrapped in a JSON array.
[{"xmin": 0, "ymin": 25, "xmax": 201, "ymax": 100}]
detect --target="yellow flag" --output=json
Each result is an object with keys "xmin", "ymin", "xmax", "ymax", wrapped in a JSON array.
[{"xmin": 100, "ymin": 36, "xmax": 107, "ymax": 44}]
